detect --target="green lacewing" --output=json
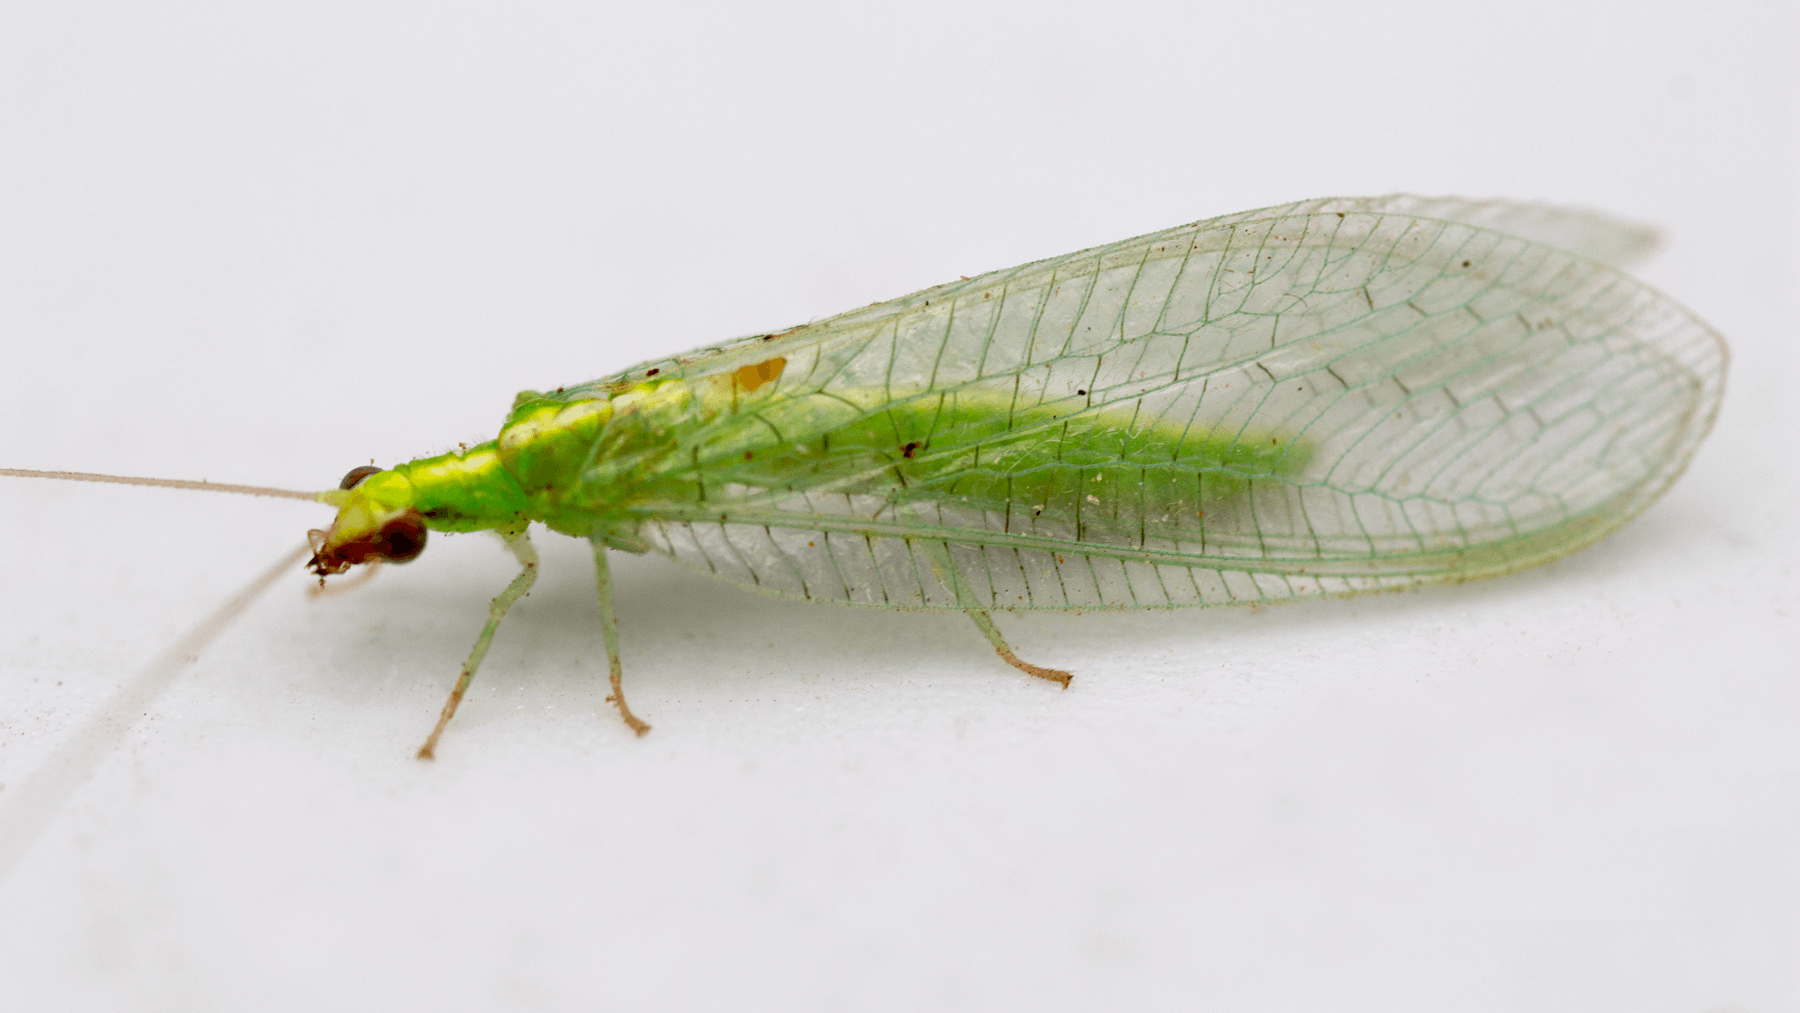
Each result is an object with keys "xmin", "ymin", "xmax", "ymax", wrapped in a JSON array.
[{"xmin": 5, "ymin": 195, "xmax": 1729, "ymax": 758}]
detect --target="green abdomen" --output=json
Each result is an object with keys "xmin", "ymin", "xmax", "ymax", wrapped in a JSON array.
[{"xmin": 495, "ymin": 381, "xmax": 1311, "ymax": 544}]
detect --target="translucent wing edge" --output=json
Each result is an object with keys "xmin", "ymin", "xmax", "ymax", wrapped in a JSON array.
[
  {"xmin": 628, "ymin": 440, "xmax": 1708, "ymax": 612},
  {"xmin": 576, "ymin": 195, "xmax": 1666, "ymax": 396},
  {"xmin": 605, "ymin": 199, "xmax": 1726, "ymax": 611}
]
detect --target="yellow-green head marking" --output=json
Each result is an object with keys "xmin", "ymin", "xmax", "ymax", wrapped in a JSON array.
[
  {"xmin": 306, "ymin": 443, "xmax": 538, "ymax": 578},
  {"xmin": 306, "ymin": 466, "xmax": 429, "ymax": 576}
]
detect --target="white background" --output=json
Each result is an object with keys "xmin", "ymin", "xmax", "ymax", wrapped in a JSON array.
[{"xmin": 1, "ymin": 2, "xmax": 1795, "ymax": 1010}]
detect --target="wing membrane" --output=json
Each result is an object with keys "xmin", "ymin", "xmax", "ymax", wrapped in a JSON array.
[{"xmin": 577, "ymin": 198, "xmax": 1724, "ymax": 610}]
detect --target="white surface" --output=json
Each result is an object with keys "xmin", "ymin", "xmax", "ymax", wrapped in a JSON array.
[{"xmin": 1, "ymin": 2, "xmax": 1795, "ymax": 1010}]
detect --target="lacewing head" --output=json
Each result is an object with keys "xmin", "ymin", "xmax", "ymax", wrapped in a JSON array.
[{"xmin": 307, "ymin": 465, "xmax": 427, "ymax": 577}]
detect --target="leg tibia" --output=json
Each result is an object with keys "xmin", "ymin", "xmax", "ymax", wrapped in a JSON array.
[
  {"xmin": 593, "ymin": 544, "xmax": 651, "ymax": 737},
  {"xmin": 417, "ymin": 532, "xmax": 539, "ymax": 760}
]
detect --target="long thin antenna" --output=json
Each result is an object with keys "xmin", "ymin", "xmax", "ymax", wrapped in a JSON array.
[
  {"xmin": 0, "ymin": 542, "xmax": 311, "ymax": 884},
  {"xmin": 0, "ymin": 468, "xmax": 319, "ymax": 501}
]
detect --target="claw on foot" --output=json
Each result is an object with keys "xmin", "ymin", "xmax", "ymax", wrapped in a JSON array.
[
  {"xmin": 998, "ymin": 649, "xmax": 1073, "ymax": 689},
  {"xmin": 608, "ymin": 672, "xmax": 652, "ymax": 736}
]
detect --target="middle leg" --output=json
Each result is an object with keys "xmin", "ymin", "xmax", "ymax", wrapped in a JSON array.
[{"xmin": 592, "ymin": 542, "xmax": 651, "ymax": 737}]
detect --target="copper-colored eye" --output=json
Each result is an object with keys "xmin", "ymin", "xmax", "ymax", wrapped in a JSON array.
[
  {"xmin": 339, "ymin": 465, "xmax": 382, "ymax": 490},
  {"xmin": 375, "ymin": 511, "xmax": 427, "ymax": 562}
]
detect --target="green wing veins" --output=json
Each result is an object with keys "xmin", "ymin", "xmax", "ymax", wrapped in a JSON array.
[{"xmin": 567, "ymin": 197, "xmax": 1724, "ymax": 611}]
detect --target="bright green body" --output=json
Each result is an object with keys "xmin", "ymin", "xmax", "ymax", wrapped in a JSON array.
[
  {"xmin": 328, "ymin": 195, "xmax": 1724, "ymax": 615},
  {"xmin": 377, "ymin": 377, "xmax": 1308, "ymax": 556},
  {"xmin": 297, "ymin": 195, "xmax": 1725, "ymax": 752}
]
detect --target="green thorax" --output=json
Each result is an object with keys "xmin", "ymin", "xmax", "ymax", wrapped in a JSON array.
[
  {"xmin": 380, "ymin": 379, "xmax": 712, "ymax": 546},
  {"xmin": 383, "ymin": 445, "xmax": 532, "ymax": 533}
]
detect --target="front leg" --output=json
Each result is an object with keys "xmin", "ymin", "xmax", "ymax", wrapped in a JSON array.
[{"xmin": 417, "ymin": 527, "xmax": 537, "ymax": 760}]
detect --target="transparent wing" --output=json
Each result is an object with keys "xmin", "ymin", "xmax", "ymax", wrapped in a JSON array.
[
  {"xmin": 585, "ymin": 198, "xmax": 1725, "ymax": 610},
  {"xmin": 595, "ymin": 195, "xmax": 1660, "ymax": 390},
  {"xmin": 1308, "ymin": 195, "xmax": 1661, "ymax": 268}
]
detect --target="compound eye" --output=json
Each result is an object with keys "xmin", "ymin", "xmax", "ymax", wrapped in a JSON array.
[
  {"xmin": 339, "ymin": 465, "xmax": 383, "ymax": 490},
  {"xmin": 375, "ymin": 511, "xmax": 428, "ymax": 562}
]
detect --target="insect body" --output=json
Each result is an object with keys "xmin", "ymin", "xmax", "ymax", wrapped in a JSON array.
[{"xmin": 15, "ymin": 195, "xmax": 1732, "ymax": 758}]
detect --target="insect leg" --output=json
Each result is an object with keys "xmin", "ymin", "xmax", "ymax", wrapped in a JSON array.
[
  {"xmin": 904, "ymin": 520, "xmax": 1074, "ymax": 690},
  {"xmin": 417, "ymin": 529, "xmax": 538, "ymax": 760},
  {"xmin": 964, "ymin": 610, "xmax": 1072, "ymax": 689},
  {"xmin": 592, "ymin": 543, "xmax": 651, "ymax": 737}
]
